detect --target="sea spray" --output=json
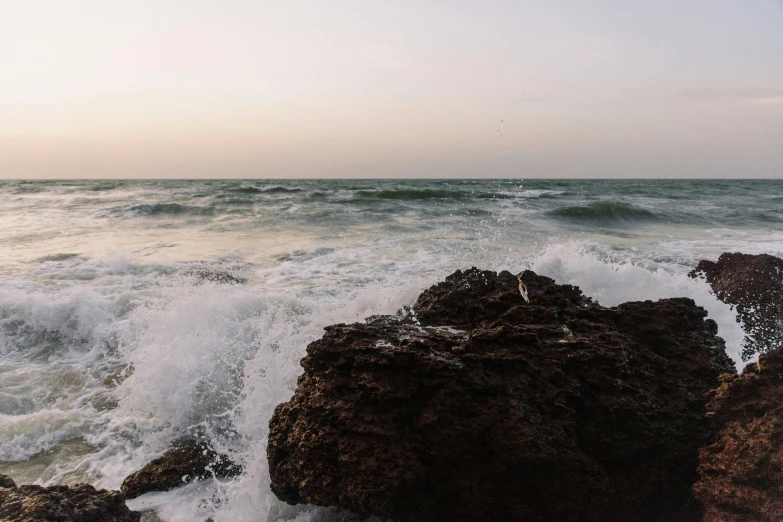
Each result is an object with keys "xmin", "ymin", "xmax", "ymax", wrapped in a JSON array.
[{"xmin": 523, "ymin": 242, "xmax": 748, "ymax": 366}]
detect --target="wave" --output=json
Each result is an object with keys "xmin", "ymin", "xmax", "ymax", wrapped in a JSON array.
[
  {"xmin": 354, "ymin": 189, "xmax": 465, "ymax": 200},
  {"xmin": 88, "ymin": 183, "xmax": 122, "ymax": 192},
  {"xmin": 354, "ymin": 189, "xmax": 514, "ymax": 201},
  {"xmin": 229, "ymin": 186, "xmax": 302, "ymax": 194},
  {"xmin": 127, "ymin": 203, "xmax": 216, "ymax": 216},
  {"xmin": 548, "ymin": 201, "xmax": 660, "ymax": 223},
  {"xmin": 472, "ymin": 192, "xmax": 517, "ymax": 199},
  {"xmin": 215, "ymin": 197, "xmax": 256, "ymax": 207},
  {"xmin": 35, "ymin": 253, "xmax": 82, "ymax": 263},
  {"xmin": 13, "ymin": 185, "xmax": 44, "ymax": 194},
  {"xmin": 749, "ymin": 211, "xmax": 783, "ymax": 223},
  {"xmin": 516, "ymin": 189, "xmax": 565, "ymax": 199}
]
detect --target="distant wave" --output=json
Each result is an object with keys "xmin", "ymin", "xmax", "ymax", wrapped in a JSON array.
[
  {"xmin": 354, "ymin": 189, "xmax": 514, "ymax": 200},
  {"xmin": 548, "ymin": 201, "xmax": 660, "ymax": 222},
  {"xmin": 13, "ymin": 185, "xmax": 44, "ymax": 194},
  {"xmin": 355, "ymin": 189, "xmax": 465, "ymax": 200},
  {"xmin": 517, "ymin": 189, "xmax": 565, "ymax": 199},
  {"xmin": 35, "ymin": 253, "xmax": 81, "ymax": 262},
  {"xmin": 218, "ymin": 198, "xmax": 256, "ymax": 206},
  {"xmin": 748, "ymin": 211, "xmax": 783, "ymax": 223},
  {"xmin": 128, "ymin": 203, "xmax": 216, "ymax": 216},
  {"xmin": 88, "ymin": 183, "xmax": 122, "ymax": 192},
  {"xmin": 473, "ymin": 192, "xmax": 518, "ymax": 199},
  {"xmin": 229, "ymin": 186, "xmax": 302, "ymax": 194}
]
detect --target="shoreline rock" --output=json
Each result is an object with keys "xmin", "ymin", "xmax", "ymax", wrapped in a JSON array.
[
  {"xmin": 0, "ymin": 477, "xmax": 139, "ymax": 522},
  {"xmin": 268, "ymin": 268, "xmax": 735, "ymax": 521},
  {"xmin": 691, "ymin": 252, "xmax": 783, "ymax": 360},
  {"xmin": 694, "ymin": 344, "xmax": 783, "ymax": 521},
  {"xmin": 121, "ymin": 440, "xmax": 242, "ymax": 499}
]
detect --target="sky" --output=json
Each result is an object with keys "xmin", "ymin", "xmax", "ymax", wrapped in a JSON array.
[{"xmin": 0, "ymin": 0, "xmax": 782, "ymax": 178}]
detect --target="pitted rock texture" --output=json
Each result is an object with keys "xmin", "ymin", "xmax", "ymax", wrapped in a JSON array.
[
  {"xmin": 694, "ymin": 345, "xmax": 783, "ymax": 521},
  {"xmin": 691, "ymin": 252, "xmax": 783, "ymax": 360},
  {"xmin": 0, "ymin": 482, "xmax": 139, "ymax": 522},
  {"xmin": 121, "ymin": 440, "xmax": 242, "ymax": 499},
  {"xmin": 268, "ymin": 268, "xmax": 736, "ymax": 522}
]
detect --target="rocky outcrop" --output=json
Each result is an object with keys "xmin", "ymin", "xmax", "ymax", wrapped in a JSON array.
[
  {"xmin": 121, "ymin": 440, "xmax": 242, "ymax": 499},
  {"xmin": 0, "ymin": 474, "xmax": 16, "ymax": 489},
  {"xmin": 268, "ymin": 268, "xmax": 736, "ymax": 522},
  {"xmin": 0, "ymin": 480, "xmax": 139, "ymax": 522},
  {"xmin": 182, "ymin": 267, "xmax": 247, "ymax": 285},
  {"xmin": 694, "ymin": 345, "xmax": 783, "ymax": 521},
  {"xmin": 691, "ymin": 252, "xmax": 783, "ymax": 360}
]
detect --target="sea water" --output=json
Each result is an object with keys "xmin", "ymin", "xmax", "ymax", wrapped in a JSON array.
[{"xmin": 0, "ymin": 179, "xmax": 780, "ymax": 521}]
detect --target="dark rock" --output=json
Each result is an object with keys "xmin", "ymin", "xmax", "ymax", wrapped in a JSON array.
[
  {"xmin": 691, "ymin": 252, "xmax": 783, "ymax": 360},
  {"xmin": 0, "ymin": 482, "xmax": 139, "ymax": 522},
  {"xmin": 267, "ymin": 268, "xmax": 736, "ymax": 522},
  {"xmin": 182, "ymin": 267, "xmax": 247, "ymax": 285},
  {"xmin": 413, "ymin": 268, "xmax": 591, "ymax": 328},
  {"xmin": 121, "ymin": 440, "xmax": 242, "ymax": 499},
  {"xmin": 0, "ymin": 475, "xmax": 16, "ymax": 489},
  {"xmin": 694, "ymin": 345, "xmax": 783, "ymax": 521}
]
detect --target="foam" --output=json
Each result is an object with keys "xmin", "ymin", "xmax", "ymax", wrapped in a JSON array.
[{"xmin": 522, "ymin": 242, "xmax": 748, "ymax": 366}]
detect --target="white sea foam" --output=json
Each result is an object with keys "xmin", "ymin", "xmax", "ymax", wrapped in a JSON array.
[
  {"xmin": 496, "ymin": 189, "xmax": 564, "ymax": 199},
  {"xmin": 522, "ymin": 241, "xmax": 748, "ymax": 366}
]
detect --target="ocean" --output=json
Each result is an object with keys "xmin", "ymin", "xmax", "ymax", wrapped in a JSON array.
[{"xmin": 0, "ymin": 178, "xmax": 781, "ymax": 521}]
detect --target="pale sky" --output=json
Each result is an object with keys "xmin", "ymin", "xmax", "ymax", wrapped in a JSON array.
[{"xmin": 1, "ymin": 0, "xmax": 782, "ymax": 178}]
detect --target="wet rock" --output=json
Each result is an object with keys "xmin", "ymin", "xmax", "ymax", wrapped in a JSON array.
[
  {"xmin": 691, "ymin": 252, "xmax": 783, "ymax": 360},
  {"xmin": 0, "ymin": 475, "xmax": 16, "ymax": 488},
  {"xmin": 182, "ymin": 267, "xmax": 247, "ymax": 285},
  {"xmin": 268, "ymin": 268, "xmax": 736, "ymax": 522},
  {"xmin": 0, "ymin": 482, "xmax": 139, "ymax": 522},
  {"xmin": 413, "ymin": 267, "xmax": 591, "ymax": 328},
  {"xmin": 121, "ymin": 440, "xmax": 242, "ymax": 499},
  {"xmin": 694, "ymin": 345, "xmax": 783, "ymax": 521}
]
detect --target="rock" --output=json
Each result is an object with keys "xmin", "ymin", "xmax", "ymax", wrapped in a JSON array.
[
  {"xmin": 694, "ymin": 345, "xmax": 783, "ymax": 521},
  {"xmin": 121, "ymin": 440, "xmax": 242, "ymax": 499},
  {"xmin": 0, "ymin": 475, "xmax": 16, "ymax": 488},
  {"xmin": 182, "ymin": 267, "xmax": 247, "ymax": 285},
  {"xmin": 0, "ymin": 482, "xmax": 139, "ymax": 522},
  {"xmin": 691, "ymin": 252, "xmax": 783, "ymax": 360},
  {"xmin": 267, "ymin": 268, "xmax": 736, "ymax": 522}
]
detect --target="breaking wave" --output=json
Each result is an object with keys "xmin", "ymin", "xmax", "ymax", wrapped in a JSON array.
[
  {"xmin": 548, "ymin": 201, "xmax": 661, "ymax": 223},
  {"xmin": 229, "ymin": 186, "xmax": 303, "ymax": 194},
  {"xmin": 353, "ymin": 189, "xmax": 516, "ymax": 201},
  {"xmin": 127, "ymin": 203, "xmax": 216, "ymax": 216}
]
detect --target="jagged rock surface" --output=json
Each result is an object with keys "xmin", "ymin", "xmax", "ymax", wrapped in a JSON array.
[
  {"xmin": 121, "ymin": 440, "xmax": 242, "ymax": 499},
  {"xmin": 694, "ymin": 345, "xmax": 783, "ymax": 521},
  {"xmin": 691, "ymin": 252, "xmax": 783, "ymax": 360},
  {"xmin": 0, "ymin": 474, "xmax": 16, "ymax": 489},
  {"xmin": 0, "ymin": 481, "xmax": 139, "ymax": 522},
  {"xmin": 182, "ymin": 267, "xmax": 247, "ymax": 285},
  {"xmin": 268, "ymin": 268, "xmax": 736, "ymax": 522}
]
